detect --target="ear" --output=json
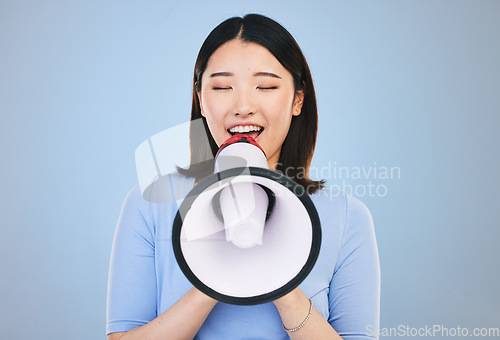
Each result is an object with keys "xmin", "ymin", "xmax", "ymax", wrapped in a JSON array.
[
  {"xmin": 292, "ymin": 90, "xmax": 304, "ymax": 116},
  {"xmin": 197, "ymin": 90, "xmax": 205, "ymax": 117}
]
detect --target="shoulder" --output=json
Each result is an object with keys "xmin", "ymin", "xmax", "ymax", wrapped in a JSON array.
[
  {"xmin": 116, "ymin": 184, "xmax": 153, "ymax": 235},
  {"xmin": 344, "ymin": 194, "xmax": 375, "ymax": 240},
  {"xmin": 308, "ymin": 189, "xmax": 347, "ymax": 243},
  {"xmin": 124, "ymin": 183, "xmax": 148, "ymax": 204},
  {"xmin": 139, "ymin": 173, "xmax": 195, "ymax": 204},
  {"xmin": 118, "ymin": 174, "xmax": 195, "ymax": 238},
  {"xmin": 120, "ymin": 183, "xmax": 150, "ymax": 217},
  {"xmin": 346, "ymin": 194, "xmax": 373, "ymax": 227},
  {"xmin": 333, "ymin": 193, "xmax": 378, "ymax": 273},
  {"xmin": 121, "ymin": 173, "xmax": 194, "ymax": 213},
  {"xmin": 311, "ymin": 187, "xmax": 371, "ymax": 215},
  {"xmin": 310, "ymin": 189, "xmax": 376, "ymax": 259},
  {"xmin": 311, "ymin": 188, "xmax": 373, "ymax": 227}
]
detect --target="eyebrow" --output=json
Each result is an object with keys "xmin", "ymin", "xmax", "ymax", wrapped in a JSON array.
[{"xmin": 209, "ymin": 71, "xmax": 282, "ymax": 79}]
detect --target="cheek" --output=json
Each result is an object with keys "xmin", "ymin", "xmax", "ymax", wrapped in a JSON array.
[
  {"xmin": 204, "ymin": 96, "xmax": 228, "ymax": 117},
  {"xmin": 266, "ymin": 92, "xmax": 291, "ymax": 111},
  {"xmin": 202, "ymin": 93, "xmax": 228, "ymax": 126},
  {"xmin": 265, "ymin": 88, "xmax": 295, "ymax": 114},
  {"xmin": 201, "ymin": 94, "xmax": 230, "ymax": 146},
  {"xmin": 262, "ymin": 92, "xmax": 295, "ymax": 130}
]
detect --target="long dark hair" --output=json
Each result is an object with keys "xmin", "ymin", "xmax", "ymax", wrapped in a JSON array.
[{"xmin": 179, "ymin": 13, "xmax": 324, "ymax": 194}]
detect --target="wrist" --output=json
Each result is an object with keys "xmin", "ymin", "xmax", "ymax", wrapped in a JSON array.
[
  {"xmin": 189, "ymin": 287, "xmax": 218, "ymax": 307},
  {"xmin": 282, "ymin": 298, "xmax": 313, "ymax": 333},
  {"xmin": 273, "ymin": 287, "xmax": 304, "ymax": 310},
  {"xmin": 273, "ymin": 288, "xmax": 314, "ymax": 333}
]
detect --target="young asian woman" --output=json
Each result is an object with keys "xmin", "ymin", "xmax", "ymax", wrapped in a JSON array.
[{"xmin": 107, "ymin": 14, "xmax": 380, "ymax": 340}]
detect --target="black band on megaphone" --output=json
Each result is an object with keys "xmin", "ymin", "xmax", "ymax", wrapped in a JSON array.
[{"xmin": 172, "ymin": 167, "xmax": 321, "ymax": 306}]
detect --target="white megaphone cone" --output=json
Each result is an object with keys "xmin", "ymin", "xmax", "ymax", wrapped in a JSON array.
[{"xmin": 172, "ymin": 134, "xmax": 321, "ymax": 305}]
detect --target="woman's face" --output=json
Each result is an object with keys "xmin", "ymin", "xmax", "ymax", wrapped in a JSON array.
[{"xmin": 198, "ymin": 39, "xmax": 303, "ymax": 170}]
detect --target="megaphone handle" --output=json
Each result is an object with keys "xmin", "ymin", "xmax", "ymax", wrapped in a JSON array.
[{"xmin": 211, "ymin": 183, "xmax": 276, "ymax": 223}]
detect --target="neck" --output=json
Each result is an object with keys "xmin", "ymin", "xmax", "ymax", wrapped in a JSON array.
[{"xmin": 267, "ymin": 155, "xmax": 280, "ymax": 171}]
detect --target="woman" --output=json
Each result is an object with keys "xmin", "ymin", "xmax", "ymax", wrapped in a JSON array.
[{"xmin": 107, "ymin": 14, "xmax": 380, "ymax": 340}]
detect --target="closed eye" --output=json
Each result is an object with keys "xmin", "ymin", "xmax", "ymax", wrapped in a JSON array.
[
  {"xmin": 212, "ymin": 87, "xmax": 232, "ymax": 90},
  {"xmin": 257, "ymin": 86, "xmax": 278, "ymax": 90}
]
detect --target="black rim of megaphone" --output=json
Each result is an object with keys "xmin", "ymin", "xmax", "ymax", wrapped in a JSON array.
[{"xmin": 172, "ymin": 166, "xmax": 321, "ymax": 306}]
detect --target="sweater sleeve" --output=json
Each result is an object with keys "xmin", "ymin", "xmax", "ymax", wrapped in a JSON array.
[
  {"xmin": 106, "ymin": 186, "xmax": 157, "ymax": 335},
  {"xmin": 328, "ymin": 194, "xmax": 381, "ymax": 340}
]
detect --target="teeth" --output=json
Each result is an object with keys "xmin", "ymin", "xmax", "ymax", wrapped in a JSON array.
[{"xmin": 229, "ymin": 125, "xmax": 262, "ymax": 133}]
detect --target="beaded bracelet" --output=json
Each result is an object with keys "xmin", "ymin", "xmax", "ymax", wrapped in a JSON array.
[{"xmin": 282, "ymin": 299, "xmax": 313, "ymax": 333}]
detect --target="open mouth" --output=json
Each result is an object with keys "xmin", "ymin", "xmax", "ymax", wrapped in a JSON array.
[{"xmin": 227, "ymin": 125, "xmax": 264, "ymax": 139}]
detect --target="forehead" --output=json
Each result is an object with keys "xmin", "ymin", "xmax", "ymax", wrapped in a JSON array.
[{"xmin": 204, "ymin": 40, "xmax": 290, "ymax": 78}]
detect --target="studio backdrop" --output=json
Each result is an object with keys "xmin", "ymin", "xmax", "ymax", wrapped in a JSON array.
[{"xmin": 0, "ymin": 1, "xmax": 499, "ymax": 339}]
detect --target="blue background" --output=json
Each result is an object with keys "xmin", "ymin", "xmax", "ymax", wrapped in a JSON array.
[{"xmin": 1, "ymin": 1, "xmax": 499, "ymax": 339}]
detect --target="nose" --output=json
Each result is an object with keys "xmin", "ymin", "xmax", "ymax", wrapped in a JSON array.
[{"xmin": 233, "ymin": 88, "xmax": 256, "ymax": 117}]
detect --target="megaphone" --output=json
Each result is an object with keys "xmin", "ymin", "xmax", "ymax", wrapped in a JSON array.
[{"xmin": 172, "ymin": 135, "xmax": 321, "ymax": 305}]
